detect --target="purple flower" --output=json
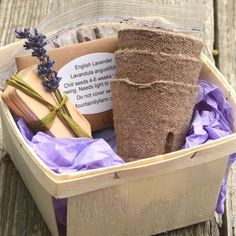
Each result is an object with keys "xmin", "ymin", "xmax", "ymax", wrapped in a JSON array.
[
  {"xmin": 31, "ymin": 47, "xmax": 47, "ymax": 58},
  {"xmin": 15, "ymin": 28, "xmax": 30, "ymax": 39},
  {"xmin": 38, "ymin": 64, "xmax": 53, "ymax": 78},
  {"xmin": 38, "ymin": 57, "xmax": 55, "ymax": 78},
  {"xmin": 15, "ymin": 28, "xmax": 61, "ymax": 92},
  {"xmin": 43, "ymin": 76, "xmax": 61, "ymax": 92}
]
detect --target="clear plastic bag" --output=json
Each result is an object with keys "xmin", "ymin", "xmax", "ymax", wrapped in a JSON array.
[{"xmin": 0, "ymin": 0, "xmax": 205, "ymax": 89}]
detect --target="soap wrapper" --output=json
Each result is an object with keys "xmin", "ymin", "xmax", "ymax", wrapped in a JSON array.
[{"xmin": 3, "ymin": 68, "xmax": 92, "ymax": 138}]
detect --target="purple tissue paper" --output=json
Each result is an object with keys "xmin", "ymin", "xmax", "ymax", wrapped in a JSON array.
[
  {"xmin": 17, "ymin": 119, "xmax": 124, "ymax": 173},
  {"xmin": 16, "ymin": 79, "xmax": 236, "ymax": 229},
  {"xmin": 17, "ymin": 113, "xmax": 123, "ymax": 229},
  {"xmin": 183, "ymin": 80, "xmax": 236, "ymax": 214}
]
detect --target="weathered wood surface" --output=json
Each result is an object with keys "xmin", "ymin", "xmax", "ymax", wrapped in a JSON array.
[
  {"xmin": 0, "ymin": 0, "xmax": 230, "ymax": 235},
  {"xmin": 216, "ymin": 1, "xmax": 236, "ymax": 236}
]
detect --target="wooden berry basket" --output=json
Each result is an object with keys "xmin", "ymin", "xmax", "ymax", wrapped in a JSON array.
[{"xmin": 1, "ymin": 41, "xmax": 236, "ymax": 236}]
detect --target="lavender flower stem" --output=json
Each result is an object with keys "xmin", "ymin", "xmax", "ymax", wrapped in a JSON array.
[
  {"xmin": 15, "ymin": 28, "xmax": 74, "ymax": 132},
  {"xmin": 55, "ymin": 89, "xmax": 72, "ymax": 119}
]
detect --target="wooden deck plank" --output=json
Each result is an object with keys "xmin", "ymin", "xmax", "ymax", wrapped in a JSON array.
[
  {"xmin": 0, "ymin": 1, "xmax": 68, "ymax": 235},
  {"xmin": 0, "ymin": 156, "xmax": 51, "ymax": 236},
  {"xmin": 216, "ymin": 1, "xmax": 236, "ymax": 235},
  {"xmin": 0, "ymin": 0, "xmax": 224, "ymax": 235}
]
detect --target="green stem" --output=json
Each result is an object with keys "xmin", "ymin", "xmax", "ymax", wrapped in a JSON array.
[
  {"xmin": 38, "ymin": 45, "xmax": 76, "ymax": 134},
  {"xmin": 56, "ymin": 89, "xmax": 72, "ymax": 119}
]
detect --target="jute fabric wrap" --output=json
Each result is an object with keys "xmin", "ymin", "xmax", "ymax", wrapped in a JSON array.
[
  {"xmin": 118, "ymin": 28, "xmax": 204, "ymax": 57},
  {"xmin": 111, "ymin": 78, "xmax": 199, "ymax": 162},
  {"xmin": 115, "ymin": 49, "xmax": 202, "ymax": 84}
]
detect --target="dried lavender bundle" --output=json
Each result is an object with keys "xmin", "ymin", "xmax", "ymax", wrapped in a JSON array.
[
  {"xmin": 15, "ymin": 28, "xmax": 61, "ymax": 92},
  {"xmin": 14, "ymin": 28, "xmax": 91, "ymax": 138}
]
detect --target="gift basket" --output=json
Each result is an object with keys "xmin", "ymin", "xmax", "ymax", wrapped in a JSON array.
[{"xmin": 0, "ymin": 1, "xmax": 236, "ymax": 236}]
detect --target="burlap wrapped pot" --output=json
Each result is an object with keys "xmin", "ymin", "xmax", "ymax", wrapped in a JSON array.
[
  {"xmin": 111, "ymin": 78, "xmax": 199, "ymax": 162},
  {"xmin": 118, "ymin": 28, "xmax": 204, "ymax": 58},
  {"xmin": 115, "ymin": 49, "xmax": 202, "ymax": 84}
]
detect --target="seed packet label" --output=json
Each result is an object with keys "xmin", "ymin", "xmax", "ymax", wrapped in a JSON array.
[{"xmin": 58, "ymin": 53, "xmax": 116, "ymax": 114}]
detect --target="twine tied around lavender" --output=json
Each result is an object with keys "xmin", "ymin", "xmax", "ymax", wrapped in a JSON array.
[{"xmin": 15, "ymin": 28, "xmax": 91, "ymax": 138}]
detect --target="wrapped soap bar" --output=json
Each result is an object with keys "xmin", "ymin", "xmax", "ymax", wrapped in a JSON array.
[{"xmin": 2, "ymin": 67, "xmax": 91, "ymax": 138}]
